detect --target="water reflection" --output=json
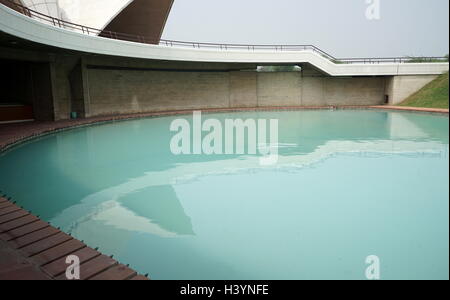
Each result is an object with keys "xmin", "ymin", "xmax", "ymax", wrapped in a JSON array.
[
  {"xmin": 33, "ymin": 111, "xmax": 448, "ymax": 238},
  {"xmin": 0, "ymin": 110, "xmax": 448, "ymax": 279}
]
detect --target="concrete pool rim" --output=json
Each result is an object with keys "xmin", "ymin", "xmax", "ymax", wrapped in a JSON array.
[{"xmin": 1, "ymin": 105, "xmax": 448, "ymax": 154}]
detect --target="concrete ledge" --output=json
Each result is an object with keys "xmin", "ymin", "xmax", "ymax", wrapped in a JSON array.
[{"xmin": 369, "ymin": 105, "xmax": 449, "ymax": 114}]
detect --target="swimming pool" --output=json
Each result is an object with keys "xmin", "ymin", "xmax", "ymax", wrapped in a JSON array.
[{"xmin": 0, "ymin": 110, "xmax": 448, "ymax": 280}]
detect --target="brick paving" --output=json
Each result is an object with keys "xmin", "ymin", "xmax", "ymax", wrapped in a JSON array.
[{"xmin": 0, "ymin": 197, "xmax": 148, "ymax": 280}]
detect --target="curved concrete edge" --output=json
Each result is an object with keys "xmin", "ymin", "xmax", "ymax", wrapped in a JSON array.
[
  {"xmin": 1, "ymin": 106, "xmax": 447, "ymax": 154},
  {"xmin": 368, "ymin": 105, "xmax": 449, "ymax": 114},
  {"xmin": 1, "ymin": 4, "xmax": 449, "ymax": 77}
]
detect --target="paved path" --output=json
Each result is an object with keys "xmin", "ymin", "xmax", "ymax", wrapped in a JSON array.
[{"xmin": 0, "ymin": 197, "xmax": 148, "ymax": 280}]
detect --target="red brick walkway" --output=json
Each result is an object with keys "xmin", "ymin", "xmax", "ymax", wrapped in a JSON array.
[{"xmin": 0, "ymin": 197, "xmax": 148, "ymax": 280}]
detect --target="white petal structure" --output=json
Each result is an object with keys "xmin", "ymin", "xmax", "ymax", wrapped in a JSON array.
[
  {"xmin": 17, "ymin": 0, "xmax": 174, "ymax": 43},
  {"xmin": 20, "ymin": 0, "xmax": 63, "ymax": 19}
]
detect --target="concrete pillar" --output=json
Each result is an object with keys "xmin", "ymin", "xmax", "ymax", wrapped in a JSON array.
[
  {"xmin": 229, "ymin": 71, "xmax": 257, "ymax": 108},
  {"xmin": 31, "ymin": 62, "xmax": 55, "ymax": 121},
  {"xmin": 68, "ymin": 57, "xmax": 92, "ymax": 119}
]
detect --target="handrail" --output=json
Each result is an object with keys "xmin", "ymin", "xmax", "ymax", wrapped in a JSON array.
[{"xmin": 1, "ymin": 0, "xmax": 448, "ymax": 65}]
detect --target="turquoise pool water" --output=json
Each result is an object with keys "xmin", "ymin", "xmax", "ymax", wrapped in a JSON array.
[{"xmin": 0, "ymin": 110, "xmax": 448, "ymax": 280}]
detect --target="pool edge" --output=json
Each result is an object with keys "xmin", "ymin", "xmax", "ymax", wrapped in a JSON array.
[{"xmin": 1, "ymin": 105, "xmax": 448, "ymax": 154}]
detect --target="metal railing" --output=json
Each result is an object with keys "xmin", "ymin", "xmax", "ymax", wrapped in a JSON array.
[{"xmin": 2, "ymin": 0, "xmax": 448, "ymax": 65}]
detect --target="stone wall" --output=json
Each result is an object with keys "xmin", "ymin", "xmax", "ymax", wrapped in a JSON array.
[
  {"xmin": 86, "ymin": 68, "xmax": 231, "ymax": 116},
  {"xmin": 0, "ymin": 48, "xmax": 441, "ymax": 121},
  {"xmin": 82, "ymin": 58, "xmax": 388, "ymax": 117}
]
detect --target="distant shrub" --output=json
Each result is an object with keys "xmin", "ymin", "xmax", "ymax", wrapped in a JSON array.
[
  {"xmin": 257, "ymin": 65, "xmax": 302, "ymax": 72},
  {"xmin": 406, "ymin": 56, "xmax": 449, "ymax": 63}
]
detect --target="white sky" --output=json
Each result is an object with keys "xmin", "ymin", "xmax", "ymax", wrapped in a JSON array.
[{"xmin": 162, "ymin": 0, "xmax": 449, "ymax": 58}]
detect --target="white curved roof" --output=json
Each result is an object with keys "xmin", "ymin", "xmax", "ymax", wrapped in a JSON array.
[
  {"xmin": 21, "ymin": 0, "xmax": 133, "ymax": 30},
  {"xmin": 20, "ymin": 0, "xmax": 61, "ymax": 18}
]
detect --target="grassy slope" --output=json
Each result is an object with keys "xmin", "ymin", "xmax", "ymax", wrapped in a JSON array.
[{"xmin": 399, "ymin": 72, "xmax": 449, "ymax": 109}]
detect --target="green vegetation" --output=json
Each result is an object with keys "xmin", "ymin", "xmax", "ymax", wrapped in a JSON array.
[
  {"xmin": 406, "ymin": 54, "xmax": 449, "ymax": 63},
  {"xmin": 331, "ymin": 59, "xmax": 345, "ymax": 64},
  {"xmin": 257, "ymin": 65, "xmax": 301, "ymax": 72},
  {"xmin": 399, "ymin": 72, "xmax": 449, "ymax": 109}
]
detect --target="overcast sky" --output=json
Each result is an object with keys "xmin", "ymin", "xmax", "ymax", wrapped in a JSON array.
[{"xmin": 162, "ymin": 0, "xmax": 449, "ymax": 58}]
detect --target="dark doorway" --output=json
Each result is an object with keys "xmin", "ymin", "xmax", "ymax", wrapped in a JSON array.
[{"xmin": 0, "ymin": 59, "xmax": 54, "ymax": 123}]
